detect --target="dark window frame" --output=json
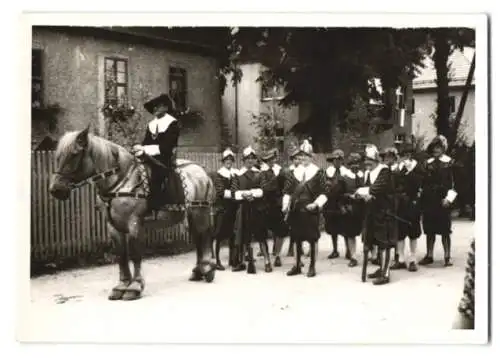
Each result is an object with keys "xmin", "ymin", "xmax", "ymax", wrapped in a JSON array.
[
  {"xmin": 104, "ymin": 57, "xmax": 129, "ymax": 106},
  {"xmin": 169, "ymin": 66, "xmax": 188, "ymax": 111}
]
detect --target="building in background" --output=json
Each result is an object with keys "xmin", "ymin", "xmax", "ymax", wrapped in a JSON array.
[
  {"xmin": 31, "ymin": 26, "xmax": 224, "ymax": 152},
  {"xmin": 412, "ymin": 47, "xmax": 475, "ymax": 148},
  {"xmin": 221, "ymin": 62, "xmax": 299, "ymax": 153}
]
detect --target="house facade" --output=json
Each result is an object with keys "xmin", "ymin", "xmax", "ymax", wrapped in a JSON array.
[
  {"xmin": 412, "ymin": 47, "xmax": 475, "ymax": 148},
  {"xmin": 221, "ymin": 62, "xmax": 299, "ymax": 153},
  {"xmin": 31, "ymin": 26, "xmax": 223, "ymax": 152}
]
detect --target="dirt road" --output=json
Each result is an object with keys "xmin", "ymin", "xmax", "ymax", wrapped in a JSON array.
[{"xmin": 22, "ymin": 220, "xmax": 474, "ymax": 343}]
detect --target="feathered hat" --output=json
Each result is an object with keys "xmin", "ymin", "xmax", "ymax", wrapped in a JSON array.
[
  {"xmin": 221, "ymin": 147, "xmax": 235, "ymax": 162},
  {"xmin": 144, "ymin": 93, "xmax": 176, "ymax": 115},
  {"xmin": 427, "ymin": 135, "xmax": 448, "ymax": 153},
  {"xmin": 242, "ymin": 145, "xmax": 257, "ymax": 159},
  {"xmin": 364, "ymin": 144, "xmax": 380, "ymax": 162},
  {"xmin": 299, "ymin": 138, "xmax": 314, "ymax": 157}
]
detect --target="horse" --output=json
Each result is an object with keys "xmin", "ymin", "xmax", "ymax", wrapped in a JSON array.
[{"xmin": 49, "ymin": 127, "xmax": 217, "ymax": 301}]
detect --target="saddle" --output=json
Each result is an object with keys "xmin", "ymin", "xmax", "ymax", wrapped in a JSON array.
[{"xmin": 142, "ymin": 156, "xmax": 188, "ymax": 224}]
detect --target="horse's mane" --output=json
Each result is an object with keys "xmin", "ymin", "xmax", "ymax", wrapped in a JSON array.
[{"xmin": 55, "ymin": 131, "xmax": 132, "ymax": 171}]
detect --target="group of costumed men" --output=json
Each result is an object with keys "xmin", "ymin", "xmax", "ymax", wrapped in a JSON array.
[{"xmin": 211, "ymin": 134, "xmax": 457, "ymax": 285}]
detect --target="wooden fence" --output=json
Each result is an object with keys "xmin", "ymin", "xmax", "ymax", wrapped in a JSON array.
[{"xmin": 31, "ymin": 150, "xmax": 329, "ymax": 268}]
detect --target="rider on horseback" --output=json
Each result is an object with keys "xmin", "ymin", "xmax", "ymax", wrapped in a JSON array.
[{"xmin": 132, "ymin": 93, "xmax": 184, "ymax": 211}]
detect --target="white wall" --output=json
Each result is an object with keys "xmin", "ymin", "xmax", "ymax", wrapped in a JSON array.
[{"xmin": 412, "ymin": 87, "xmax": 475, "ymax": 148}]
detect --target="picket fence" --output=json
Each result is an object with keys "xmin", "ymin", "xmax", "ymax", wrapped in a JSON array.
[{"xmin": 30, "ymin": 150, "xmax": 329, "ymax": 266}]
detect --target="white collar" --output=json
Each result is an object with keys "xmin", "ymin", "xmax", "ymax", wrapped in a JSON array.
[
  {"xmin": 289, "ymin": 164, "xmax": 296, "ymax": 170},
  {"xmin": 390, "ymin": 164, "xmax": 398, "ymax": 171},
  {"xmin": 217, "ymin": 167, "xmax": 239, "ymax": 179},
  {"xmin": 365, "ymin": 163, "xmax": 387, "ymax": 184},
  {"xmin": 238, "ymin": 166, "xmax": 260, "ymax": 175},
  {"xmin": 427, "ymin": 154, "xmax": 452, "ymax": 163},
  {"xmin": 326, "ymin": 165, "xmax": 355, "ymax": 179},
  {"xmin": 293, "ymin": 163, "xmax": 320, "ymax": 182},
  {"xmin": 148, "ymin": 113, "xmax": 177, "ymax": 134},
  {"xmin": 399, "ymin": 159, "xmax": 418, "ymax": 174}
]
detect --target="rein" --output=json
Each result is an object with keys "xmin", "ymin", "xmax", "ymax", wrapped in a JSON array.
[{"xmin": 69, "ymin": 167, "xmax": 121, "ymax": 189}]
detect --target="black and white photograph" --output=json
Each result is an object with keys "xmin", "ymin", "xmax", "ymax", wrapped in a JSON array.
[{"xmin": 16, "ymin": 11, "xmax": 489, "ymax": 346}]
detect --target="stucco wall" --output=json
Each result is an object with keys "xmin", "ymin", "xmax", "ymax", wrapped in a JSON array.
[
  {"xmin": 32, "ymin": 27, "xmax": 222, "ymax": 151},
  {"xmin": 412, "ymin": 87, "xmax": 475, "ymax": 148}
]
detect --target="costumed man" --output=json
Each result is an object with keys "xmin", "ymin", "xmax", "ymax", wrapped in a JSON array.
[
  {"xmin": 419, "ymin": 135, "xmax": 457, "ymax": 267},
  {"xmin": 323, "ymin": 149, "xmax": 352, "ymax": 261},
  {"xmin": 231, "ymin": 146, "xmax": 272, "ymax": 274},
  {"xmin": 343, "ymin": 152, "xmax": 366, "ymax": 267},
  {"xmin": 260, "ymin": 148, "xmax": 289, "ymax": 267},
  {"xmin": 381, "ymin": 147, "xmax": 402, "ymax": 265},
  {"xmin": 355, "ymin": 144, "xmax": 398, "ymax": 285},
  {"xmin": 132, "ymin": 93, "xmax": 185, "ymax": 211},
  {"xmin": 282, "ymin": 139, "xmax": 328, "ymax": 278},
  {"xmin": 213, "ymin": 148, "xmax": 239, "ymax": 270},
  {"xmin": 391, "ymin": 143, "xmax": 423, "ymax": 272},
  {"xmin": 285, "ymin": 145, "xmax": 305, "ymax": 258}
]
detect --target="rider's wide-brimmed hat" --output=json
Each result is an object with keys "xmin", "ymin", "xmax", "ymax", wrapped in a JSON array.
[
  {"xmin": 144, "ymin": 93, "xmax": 176, "ymax": 115},
  {"xmin": 326, "ymin": 149, "xmax": 345, "ymax": 162},
  {"xmin": 221, "ymin": 148, "xmax": 236, "ymax": 162}
]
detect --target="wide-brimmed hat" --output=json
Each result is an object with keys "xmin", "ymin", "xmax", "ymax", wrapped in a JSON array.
[
  {"xmin": 289, "ymin": 144, "xmax": 300, "ymax": 159},
  {"xmin": 221, "ymin": 148, "xmax": 235, "ymax": 161},
  {"xmin": 427, "ymin": 135, "xmax": 448, "ymax": 153},
  {"xmin": 242, "ymin": 145, "xmax": 257, "ymax": 159},
  {"xmin": 326, "ymin": 149, "xmax": 345, "ymax": 162},
  {"xmin": 261, "ymin": 148, "xmax": 278, "ymax": 161},
  {"xmin": 144, "ymin": 93, "xmax": 176, "ymax": 115}
]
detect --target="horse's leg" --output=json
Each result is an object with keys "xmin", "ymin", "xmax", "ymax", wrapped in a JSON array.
[
  {"xmin": 191, "ymin": 209, "xmax": 217, "ymax": 281},
  {"xmin": 122, "ymin": 218, "xmax": 145, "ymax": 301},
  {"xmin": 189, "ymin": 214, "xmax": 204, "ymax": 281},
  {"xmin": 107, "ymin": 224, "xmax": 131, "ymax": 301}
]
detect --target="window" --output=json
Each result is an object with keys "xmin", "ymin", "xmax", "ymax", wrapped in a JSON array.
[
  {"xmin": 104, "ymin": 57, "xmax": 128, "ymax": 105},
  {"xmin": 397, "ymin": 86, "xmax": 407, "ymax": 110},
  {"xmin": 261, "ymin": 82, "xmax": 284, "ymax": 101},
  {"xmin": 449, "ymin": 96, "xmax": 456, "ymax": 113},
  {"xmin": 169, "ymin": 67, "xmax": 187, "ymax": 111},
  {"xmin": 32, "ymin": 49, "xmax": 43, "ymax": 108}
]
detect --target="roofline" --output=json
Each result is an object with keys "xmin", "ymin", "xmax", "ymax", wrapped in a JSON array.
[{"xmin": 34, "ymin": 26, "xmax": 221, "ymax": 57}]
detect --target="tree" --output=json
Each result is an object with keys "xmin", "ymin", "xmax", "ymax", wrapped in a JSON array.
[
  {"xmin": 426, "ymin": 28, "xmax": 475, "ymax": 149},
  {"xmin": 223, "ymin": 27, "xmax": 430, "ymax": 152}
]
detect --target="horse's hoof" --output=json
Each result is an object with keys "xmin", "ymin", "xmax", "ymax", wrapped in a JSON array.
[
  {"xmin": 247, "ymin": 264, "xmax": 256, "ymax": 274},
  {"xmin": 122, "ymin": 281, "xmax": 143, "ymax": 301},
  {"xmin": 216, "ymin": 263, "xmax": 226, "ymax": 271},
  {"xmin": 274, "ymin": 257, "xmax": 282, "ymax": 267},
  {"xmin": 265, "ymin": 263, "xmax": 273, "ymax": 273},
  {"xmin": 373, "ymin": 276, "xmax": 390, "ymax": 286},
  {"xmin": 204, "ymin": 269, "xmax": 216, "ymax": 283}
]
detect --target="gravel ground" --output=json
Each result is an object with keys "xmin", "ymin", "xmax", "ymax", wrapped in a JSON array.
[{"xmin": 22, "ymin": 220, "xmax": 475, "ymax": 344}]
